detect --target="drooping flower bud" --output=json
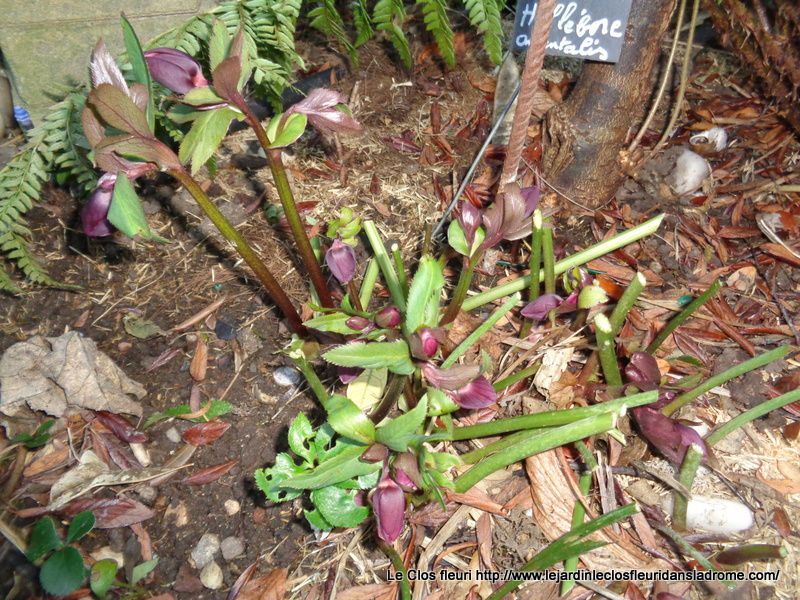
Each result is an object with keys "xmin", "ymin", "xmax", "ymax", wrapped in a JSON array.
[
  {"xmin": 337, "ymin": 366, "xmax": 363, "ymax": 384},
  {"xmin": 409, "ymin": 327, "xmax": 439, "ymax": 360},
  {"xmin": 392, "ymin": 452, "xmax": 422, "ymax": 491},
  {"xmin": 458, "ymin": 202, "xmax": 481, "ymax": 245},
  {"xmin": 450, "ymin": 375, "xmax": 497, "ymax": 409},
  {"xmin": 144, "ymin": 48, "xmax": 209, "ymax": 94},
  {"xmin": 624, "ymin": 351, "xmax": 662, "ymax": 391},
  {"xmin": 632, "ymin": 407, "xmax": 707, "ymax": 466},
  {"xmin": 325, "ymin": 239, "xmax": 357, "ymax": 284},
  {"xmin": 360, "ymin": 443, "xmax": 389, "ymax": 463},
  {"xmin": 80, "ymin": 173, "xmax": 117, "ymax": 238},
  {"xmin": 371, "ymin": 469, "xmax": 406, "ymax": 543},
  {"xmin": 286, "ymin": 88, "xmax": 362, "ymax": 135},
  {"xmin": 520, "ymin": 294, "xmax": 563, "ymax": 321},
  {"xmin": 346, "ymin": 316, "xmax": 372, "ymax": 331},
  {"xmin": 375, "ymin": 306, "xmax": 402, "ymax": 329},
  {"xmin": 421, "ymin": 362, "xmax": 481, "ymax": 391}
]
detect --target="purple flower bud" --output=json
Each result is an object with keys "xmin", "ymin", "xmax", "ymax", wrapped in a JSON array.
[
  {"xmin": 393, "ymin": 468, "xmax": 418, "ymax": 492},
  {"xmin": 361, "ymin": 443, "xmax": 389, "ymax": 463},
  {"xmin": 325, "ymin": 239, "xmax": 357, "ymax": 284},
  {"xmin": 144, "ymin": 48, "xmax": 209, "ymax": 94},
  {"xmin": 80, "ymin": 173, "xmax": 117, "ymax": 237},
  {"xmin": 632, "ymin": 407, "xmax": 707, "ymax": 465},
  {"xmin": 346, "ymin": 316, "xmax": 372, "ymax": 331},
  {"xmin": 451, "ymin": 375, "xmax": 497, "ymax": 409},
  {"xmin": 521, "ymin": 294, "xmax": 563, "ymax": 321},
  {"xmin": 337, "ymin": 366, "xmax": 363, "ymax": 384},
  {"xmin": 375, "ymin": 306, "xmax": 402, "ymax": 329},
  {"xmin": 458, "ymin": 202, "xmax": 481, "ymax": 245},
  {"xmin": 392, "ymin": 452, "xmax": 422, "ymax": 491},
  {"xmin": 371, "ymin": 470, "xmax": 406, "ymax": 543},
  {"xmin": 409, "ymin": 328, "xmax": 439, "ymax": 360},
  {"xmin": 624, "ymin": 352, "xmax": 662, "ymax": 391},
  {"xmin": 287, "ymin": 88, "xmax": 362, "ymax": 135},
  {"xmin": 422, "ymin": 362, "xmax": 481, "ymax": 391}
]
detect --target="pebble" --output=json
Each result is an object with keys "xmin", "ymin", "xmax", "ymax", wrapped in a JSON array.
[
  {"xmin": 273, "ymin": 366, "xmax": 302, "ymax": 387},
  {"xmin": 221, "ymin": 536, "xmax": 245, "ymax": 561},
  {"xmin": 224, "ymin": 499, "xmax": 241, "ymax": 516},
  {"xmin": 136, "ymin": 485, "xmax": 157, "ymax": 505},
  {"xmin": 200, "ymin": 561, "xmax": 223, "ymax": 590},
  {"xmin": 165, "ymin": 427, "xmax": 182, "ymax": 444},
  {"xmin": 190, "ymin": 533, "xmax": 220, "ymax": 569},
  {"xmin": 90, "ymin": 546, "xmax": 124, "ymax": 567}
]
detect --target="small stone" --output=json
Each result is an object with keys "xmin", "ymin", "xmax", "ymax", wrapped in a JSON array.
[
  {"xmin": 165, "ymin": 427, "xmax": 182, "ymax": 444},
  {"xmin": 90, "ymin": 546, "xmax": 124, "ymax": 567},
  {"xmin": 136, "ymin": 485, "xmax": 157, "ymax": 505},
  {"xmin": 224, "ymin": 499, "xmax": 241, "ymax": 516},
  {"xmin": 190, "ymin": 533, "xmax": 220, "ymax": 569},
  {"xmin": 174, "ymin": 563, "xmax": 203, "ymax": 593},
  {"xmin": 164, "ymin": 501, "xmax": 189, "ymax": 527},
  {"xmin": 200, "ymin": 561, "xmax": 223, "ymax": 590},
  {"xmin": 215, "ymin": 319, "xmax": 237, "ymax": 340},
  {"xmin": 252, "ymin": 507, "xmax": 267, "ymax": 524},
  {"xmin": 273, "ymin": 366, "xmax": 301, "ymax": 387},
  {"xmin": 221, "ymin": 536, "xmax": 245, "ymax": 561}
]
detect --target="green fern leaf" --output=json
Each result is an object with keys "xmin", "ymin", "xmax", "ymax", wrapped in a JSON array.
[
  {"xmin": 309, "ymin": 0, "xmax": 357, "ymax": 64},
  {"xmin": 462, "ymin": 0, "xmax": 503, "ymax": 64},
  {"xmin": 374, "ymin": 0, "xmax": 412, "ymax": 68},
  {"xmin": 419, "ymin": 0, "xmax": 455, "ymax": 67},
  {"xmin": 0, "ymin": 262, "xmax": 21, "ymax": 294},
  {"xmin": 352, "ymin": 0, "xmax": 375, "ymax": 47}
]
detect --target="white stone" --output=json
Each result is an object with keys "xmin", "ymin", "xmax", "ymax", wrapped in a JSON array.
[
  {"xmin": 165, "ymin": 427, "xmax": 182, "ymax": 443},
  {"xmin": 190, "ymin": 533, "xmax": 220, "ymax": 569},
  {"xmin": 223, "ymin": 499, "xmax": 241, "ymax": 516},
  {"xmin": 90, "ymin": 546, "xmax": 124, "ymax": 567},
  {"xmin": 200, "ymin": 561, "xmax": 223, "ymax": 590},
  {"xmin": 221, "ymin": 536, "xmax": 245, "ymax": 560}
]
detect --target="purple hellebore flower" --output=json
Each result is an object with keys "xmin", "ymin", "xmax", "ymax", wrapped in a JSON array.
[
  {"xmin": 450, "ymin": 375, "xmax": 497, "ymax": 409},
  {"xmin": 521, "ymin": 294, "xmax": 563, "ymax": 321},
  {"xmin": 287, "ymin": 88, "xmax": 362, "ymax": 135},
  {"xmin": 392, "ymin": 452, "xmax": 422, "ymax": 491},
  {"xmin": 144, "ymin": 48, "xmax": 209, "ymax": 95},
  {"xmin": 375, "ymin": 306, "xmax": 402, "ymax": 329},
  {"xmin": 624, "ymin": 352, "xmax": 662, "ymax": 391},
  {"xmin": 81, "ymin": 173, "xmax": 117, "ymax": 238},
  {"xmin": 421, "ymin": 362, "xmax": 481, "ymax": 391},
  {"xmin": 371, "ymin": 468, "xmax": 406, "ymax": 543},
  {"xmin": 346, "ymin": 316, "xmax": 373, "ymax": 331},
  {"xmin": 482, "ymin": 183, "xmax": 540, "ymax": 248},
  {"xmin": 325, "ymin": 239, "xmax": 357, "ymax": 284},
  {"xmin": 632, "ymin": 407, "xmax": 707, "ymax": 466},
  {"xmin": 409, "ymin": 327, "xmax": 439, "ymax": 360},
  {"xmin": 458, "ymin": 202, "xmax": 481, "ymax": 245}
]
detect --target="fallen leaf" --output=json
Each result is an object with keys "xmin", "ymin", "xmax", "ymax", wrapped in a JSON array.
[
  {"xmin": 336, "ymin": 584, "xmax": 396, "ymax": 600},
  {"xmin": 123, "ymin": 314, "xmax": 166, "ymax": 339},
  {"xmin": 61, "ymin": 496, "xmax": 155, "ymax": 528},
  {"xmin": 95, "ymin": 411, "xmax": 148, "ymax": 443},
  {"xmin": 23, "ymin": 441, "xmax": 70, "ymax": 477},
  {"xmin": 227, "ymin": 562, "xmax": 258, "ymax": 600},
  {"xmin": 190, "ymin": 339, "xmax": 208, "ymax": 382},
  {"xmin": 182, "ymin": 420, "xmax": 231, "ymax": 446},
  {"xmin": 182, "ymin": 460, "xmax": 238, "ymax": 485},
  {"xmin": 237, "ymin": 567, "xmax": 287, "ymax": 600}
]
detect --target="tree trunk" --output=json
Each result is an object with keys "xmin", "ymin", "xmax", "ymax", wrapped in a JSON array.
[{"xmin": 542, "ymin": 0, "xmax": 676, "ymax": 208}]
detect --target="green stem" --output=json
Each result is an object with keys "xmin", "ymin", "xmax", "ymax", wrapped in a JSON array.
[
  {"xmin": 560, "ymin": 470, "xmax": 593, "ymax": 596},
  {"xmin": 359, "ymin": 258, "xmax": 380, "ymax": 310},
  {"xmin": 493, "ymin": 362, "xmax": 541, "ymax": 392},
  {"xmin": 363, "ymin": 221, "xmax": 406, "ymax": 311},
  {"xmin": 646, "ymin": 280, "xmax": 721, "ymax": 353},
  {"xmin": 379, "ymin": 542, "xmax": 411, "ymax": 600},
  {"xmin": 672, "ymin": 443, "xmax": 704, "ymax": 531},
  {"xmin": 347, "ymin": 280, "xmax": 364, "ymax": 312},
  {"xmin": 453, "ymin": 412, "xmax": 616, "ymax": 493},
  {"xmin": 169, "ymin": 168, "xmax": 305, "ymax": 334},
  {"xmin": 663, "ymin": 345, "xmax": 791, "ymax": 416},
  {"xmin": 435, "ymin": 391, "xmax": 657, "ymax": 442},
  {"xmin": 391, "ymin": 242, "xmax": 408, "ymax": 297},
  {"xmin": 292, "ymin": 355, "xmax": 330, "ymax": 410},
  {"xmin": 462, "ymin": 215, "xmax": 665, "ymax": 312},
  {"xmin": 705, "ymin": 387, "xmax": 800, "ymax": 446},
  {"xmin": 520, "ymin": 211, "xmax": 543, "ymax": 338},
  {"xmin": 441, "ymin": 293, "xmax": 519, "ymax": 368},
  {"xmin": 609, "ymin": 272, "xmax": 646, "ymax": 335},
  {"xmin": 440, "ymin": 251, "xmax": 481, "ymax": 326},
  {"xmin": 266, "ymin": 147, "xmax": 333, "ymax": 308},
  {"xmin": 655, "ymin": 524, "xmax": 726, "ymax": 583},
  {"xmin": 594, "ymin": 314, "xmax": 622, "ymax": 386}
]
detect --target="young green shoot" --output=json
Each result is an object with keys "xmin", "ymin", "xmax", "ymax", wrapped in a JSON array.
[
  {"xmin": 594, "ymin": 313, "xmax": 622, "ymax": 386},
  {"xmin": 646, "ymin": 279, "xmax": 721, "ymax": 353},
  {"xmin": 672, "ymin": 443, "xmax": 704, "ymax": 531},
  {"xmin": 541, "ymin": 219, "xmax": 556, "ymax": 325},
  {"xmin": 609, "ymin": 271, "xmax": 646, "ymax": 334}
]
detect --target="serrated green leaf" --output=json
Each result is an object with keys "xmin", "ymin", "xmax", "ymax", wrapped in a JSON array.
[
  {"xmin": 375, "ymin": 396, "xmax": 427, "ymax": 452},
  {"xmin": 304, "ymin": 312, "xmax": 362, "ymax": 334},
  {"xmin": 66, "ymin": 511, "xmax": 95, "ymax": 544},
  {"xmin": 346, "ymin": 368, "xmax": 387, "ymax": 411},
  {"xmin": 269, "ymin": 113, "xmax": 307, "ymax": 148},
  {"xmin": 327, "ymin": 394, "xmax": 376, "ymax": 444},
  {"xmin": 179, "ymin": 107, "xmax": 238, "ymax": 175},
  {"xmin": 288, "ymin": 413, "xmax": 316, "ymax": 462},
  {"xmin": 254, "ymin": 453, "xmax": 307, "ymax": 502},
  {"xmin": 90, "ymin": 559, "xmax": 118, "ymax": 599},
  {"xmin": 424, "ymin": 388, "xmax": 459, "ymax": 416},
  {"xmin": 280, "ymin": 445, "xmax": 379, "ymax": 490},
  {"xmin": 311, "ymin": 485, "xmax": 370, "ymax": 528},
  {"xmin": 130, "ymin": 556, "xmax": 158, "ymax": 585},
  {"xmin": 40, "ymin": 547, "xmax": 85, "ymax": 596},
  {"xmin": 209, "ymin": 19, "xmax": 231, "ymax": 70},
  {"xmin": 404, "ymin": 255, "xmax": 444, "ymax": 334},
  {"xmin": 108, "ymin": 173, "xmax": 168, "ymax": 242},
  {"xmin": 26, "ymin": 517, "xmax": 62, "ymax": 563},
  {"xmin": 304, "ymin": 507, "xmax": 332, "ymax": 531},
  {"xmin": 323, "ymin": 341, "xmax": 414, "ymax": 375},
  {"xmin": 121, "ymin": 14, "xmax": 155, "ymax": 131}
]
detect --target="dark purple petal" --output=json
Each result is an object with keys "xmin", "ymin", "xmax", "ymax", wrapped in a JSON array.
[
  {"xmin": 624, "ymin": 352, "xmax": 662, "ymax": 391},
  {"xmin": 421, "ymin": 362, "xmax": 481, "ymax": 391},
  {"xmin": 144, "ymin": 48, "xmax": 208, "ymax": 94},
  {"xmin": 521, "ymin": 294, "xmax": 563, "ymax": 321},
  {"xmin": 338, "ymin": 366, "xmax": 363, "ymax": 384},
  {"xmin": 375, "ymin": 306, "xmax": 401, "ymax": 329},
  {"xmin": 458, "ymin": 202, "xmax": 481, "ymax": 245},
  {"xmin": 81, "ymin": 175, "xmax": 117, "ymax": 237},
  {"xmin": 451, "ymin": 376, "xmax": 497, "ymax": 409},
  {"xmin": 325, "ymin": 239, "xmax": 357, "ymax": 284},
  {"xmin": 371, "ymin": 470, "xmax": 406, "ymax": 542},
  {"xmin": 346, "ymin": 316, "xmax": 373, "ymax": 331},
  {"xmin": 481, "ymin": 182, "xmax": 531, "ymax": 247},
  {"xmin": 392, "ymin": 452, "xmax": 422, "ymax": 491},
  {"xmin": 409, "ymin": 328, "xmax": 439, "ymax": 360},
  {"xmin": 287, "ymin": 88, "xmax": 362, "ymax": 135},
  {"xmin": 519, "ymin": 185, "xmax": 540, "ymax": 217},
  {"xmin": 360, "ymin": 443, "xmax": 389, "ymax": 463},
  {"xmin": 632, "ymin": 407, "xmax": 707, "ymax": 465}
]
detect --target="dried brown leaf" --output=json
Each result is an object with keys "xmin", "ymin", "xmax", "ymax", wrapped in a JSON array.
[
  {"xmin": 190, "ymin": 338, "xmax": 208, "ymax": 382},
  {"xmin": 237, "ymin": 567, "xmax": 287, "ymax": 600},
  {"xmin": 182, "ymin": 420, "xmax": 230, "ymax": 446},
  {"xmin": 181, "ymin": 459, "xmax": 238, "ymax": 485},
  {"xmin": 95, "ymin": 411, "xmax": 148, "ymax": 443},
  {"xmin": 62, "ymin": 496, "xmax": 154, "ymax": 528}
]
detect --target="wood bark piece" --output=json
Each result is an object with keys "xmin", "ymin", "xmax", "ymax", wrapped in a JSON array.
[{"xmin": 542, "ymin": 0, "xmax": 677, "ymax": 207}]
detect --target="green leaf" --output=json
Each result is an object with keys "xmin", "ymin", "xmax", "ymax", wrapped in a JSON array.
[
  {"xmin": 254, "ymin": 453, "xmax": 307, "ymax": 502},
  {"xmin": 178, "ymin": 107, "xmax": 239, "ymax": 175},
  {"xmin": 108, "ymin": 172, "xmax": 168, "ymax": 242},
  {"xmin": 120, "ymin": 14, "xmax": 154, "ymax": 131},
  {"xmin": 26, "ymin": 517, "xmax": 62, "ymax": 563},
  {"xmin": 311, "ymin": 485, "xmax": 370, "ymax": 528},
  {"xmin": 66, "ymin": 511, "xmax": 95, "ymax": 543},
  {"xmin": 130, "ymin": 556, "xmax": 158, "ymax": 586},
  {"xmin": 304, "ymin": 507, "xmax": 333, "ymax": 531},
  {"xmin": 280, "ymin": 445, "xmax": 379, "ymax": 490},
  {"xmin": 420, "ymin": 0, "xmax": 455, "ymax": 67},
  {"xmin": 327, "ymin": 394, "xmax": 376, "ymax": 444},
  {"xmin": 40, "ymin": 547, "xmax": 86, "ymax": 596},
  {"xmin": 90, "ymin": 559, "xmax": 119, "ymax": 599},
  {"xmin": 304, "ymin": 312, "xmax": 362, "ymax": 334},
  {"xmin": 87, "ymin": 84, "xmax": 151, "ymax": 138},
  {"xmin": 288, "ymin": 413, "xmax": 316, "ymax": 463},
  {"xmin": 375, "ymin": 396, "xmax": 428, "ymax": 451},
  {"xmin": 269, "ymin": 113, "xmax": 308, "ymax": 148},
  {"xmin": 323, "ymin": 341, "xmax": 415, "ymax": 375},
  {"xmin": 182, "ymin": 86, "xmax": 227, "ymax": 107},
  {"xmin": 123, "ymin": 314, "xmax": 166, "ymax": 339},
  {"xmin": 404, "ymin": 256, "xmax": 445, "ymax": 334},
  {"xmin": 209, "ymin": 19, "xmax": 231, "ymax": 70},
  {"xmin": 346, "ymin": 368, "xmax": 388, "ymax": 411},
  {"xmin": 447, "ymin": 220, "xmax": 470, "ymax": 256},
  {"xmin": 11, "ymin": 419, "xmax": 55, "ymax": 449},
  {"xmin": 424, "ymin": 388, "xmax": 459, "ymax": 416}
]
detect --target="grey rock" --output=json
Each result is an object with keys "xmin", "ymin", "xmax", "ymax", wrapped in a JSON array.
[
  {"xmin": 273, "ymin": 366, "xmax": 301, "ymax": 387},
  {"xmin": 165, "ymin": 427, "xmax": 182, "ymax": 444},
  {"xmin": 190, "ymin": 533, "xmax": 219, "ymax": 569},
  {"xmin": 199, "ymin": 561, "xmax": 223, "ymax": 590},
  {"xmin": 220, "ymin": 536, "xmax": 245, "ymax": 561}
]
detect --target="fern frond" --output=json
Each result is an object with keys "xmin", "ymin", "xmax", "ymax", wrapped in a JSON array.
[
  {"xmin": 0, "ymin": 231, "xmax": 68, "ymax": 288},
  {"xmin": 41, "ymin": 93, "xmax": 97, "ymax": 194},
  {"xmin": 0, "ymin": 262, "xmax": 20, "ymax": 294},
  {"xmin": 352, "ymin": 0, "xmax": 375, "ymax": 48},
  {"xmin": 462, "ymin": 0, "xmax": 503, "ymax": 64},
  {"xmin": 309, "ymin": 0, "xmax": 357, "ymax": 64},
  {"xmin": 374, "ymin": 0, "xmax": 412, "ymax": 68},
  {"xmin": 419, "ymin": 0, "xmax": 455, "ymax": 67}
]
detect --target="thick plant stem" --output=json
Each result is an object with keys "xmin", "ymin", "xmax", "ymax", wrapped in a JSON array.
[
  {"xmin": 493, "ymin": 362, "xmax": 540, "ymax": 391},
  {"xmin": 594, "ymin": 314, "xmax": 622, "ymax": 386},
  {"xmin": 560, "ymin": 470, "xmax": 593, "ymax": 596},
  {"xmin": 609, "ymin": 272, "xmax": 646, "ymax": 334},
  {"xmin": 520, "ymin": 210, "xmax": 544, "ymax": 337},
  {"xmin": 266, "ymin": 147, "xmax": 333, "ymax": 308},
  {"xmin": 499, "ymin": 0, "xmax": 557, "ymax": 187},
  {"xmin": 672, "ymin": 443, "xmax": 704, "ymax": 531},
  {"xmin": 440, "ymin": 251, "xmax": 481, "ymax": 325},
  {"xmin": 442, "ymin": 293, "xmax": 519, "ymax": 367},
  {"xmin": 379, "ymin": 542, "xmax": 411, "ymax": 600},
  {"xmin": 169, "ymin": 168, "xmax": 305, "ymax": 334},
  {"xmin": 646, "ymin": 279, "xmax": 721, "ymax": 353},
  {"xmin": 542, "ymin": 222, "xmax": 556, "ymax": 325},
  {"xmin": 705, "ymin": 387, "xmax": 800, "ymax": 446}
]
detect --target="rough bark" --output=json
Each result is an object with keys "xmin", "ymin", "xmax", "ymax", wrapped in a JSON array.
[{"xmin": 542, "ymin": 0, "xmax": 676, "ymax": 208}]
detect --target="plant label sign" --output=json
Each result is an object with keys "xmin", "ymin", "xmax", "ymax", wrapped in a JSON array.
[{"xmin": 512, "ymin": 0, "xmax": 633, "ymax": 63}]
